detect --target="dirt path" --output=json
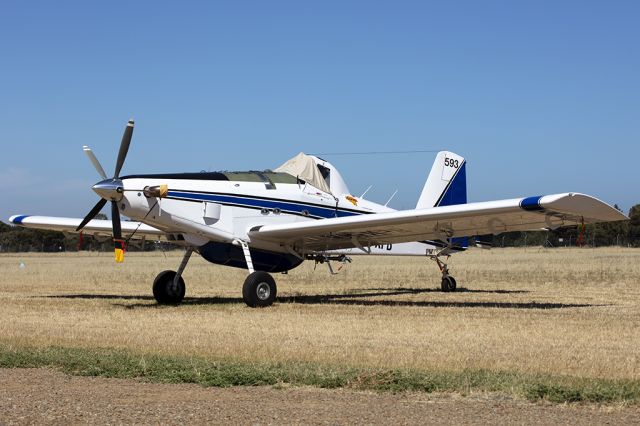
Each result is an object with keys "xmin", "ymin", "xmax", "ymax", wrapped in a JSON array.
[{"xmin": 0, "ymin": 368, "xmax": 638, "ymax": 425}]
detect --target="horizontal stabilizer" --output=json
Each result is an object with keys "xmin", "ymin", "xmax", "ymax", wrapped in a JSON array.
[{"xmin": 474, "ymin": 235, "xmax": 493, "ymax": 249}]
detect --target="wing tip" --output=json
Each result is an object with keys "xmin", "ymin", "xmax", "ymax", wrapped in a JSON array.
[
  {"xmin": 8, "ymin": 215, "xmax": 30, "ymax": 225},
  {"xmin": 538, "ymin": 193, "xmax": 629, "ymax": 222}
]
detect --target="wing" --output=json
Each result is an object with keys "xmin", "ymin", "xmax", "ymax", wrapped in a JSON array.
[
  {"xmin": 8, "ymin": 215, "xmax": 167, "ymax": 241},
  {"xmin": 248, "ymin": 193, "xmax": 628, "ymax": 252}
]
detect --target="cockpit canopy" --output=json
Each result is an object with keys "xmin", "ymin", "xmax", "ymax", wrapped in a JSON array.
[
  {"xmin": 122, "ymin": 153, "xmax": 350, "ymax": 195},
  {"xmin": 275, "ymin": 152, "xmax": 350, "ymax": 196}
]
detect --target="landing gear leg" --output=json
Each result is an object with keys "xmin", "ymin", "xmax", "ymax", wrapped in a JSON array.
[
  {"xmin": 431, "ymin": 254, "xmax": 457, "ymax": 292},
  {"xmin": 153, "ymin": 247, "xmax": 194, "ymax": 304},
  {"xmin": 237, "ymin": 240, "xmax": 277, "ymax": 307}
]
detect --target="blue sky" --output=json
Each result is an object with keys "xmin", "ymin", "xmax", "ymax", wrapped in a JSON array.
[{"xmin": 1, "ymin": 1, "xmax": 638, "ymax": 222}]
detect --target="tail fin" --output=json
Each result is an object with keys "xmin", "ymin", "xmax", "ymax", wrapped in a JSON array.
[{"xmin": 416, "ymin": 151, "xmax": 467, "ymax": 209}]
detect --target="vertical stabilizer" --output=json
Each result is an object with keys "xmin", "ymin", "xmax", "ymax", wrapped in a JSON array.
[{"xmin": 416, "ymin": 151, "xmax": 467, "ymax": 209}]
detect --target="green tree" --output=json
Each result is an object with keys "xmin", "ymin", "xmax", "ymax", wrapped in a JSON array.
[{"xmin": 629, "ymin": 204, "xmax": 640, "ymax": 247}]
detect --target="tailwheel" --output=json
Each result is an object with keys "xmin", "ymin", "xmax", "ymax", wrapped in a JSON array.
[
  {"xmin": 430, "ymin": 252, "xmax": 458, "ymax": 292},
  {"xmin": 153, "ymin": 270, "xmax": 186, "ymax": 305},
  {"xmin": 441, "ymin": 275, "xmax": 457, "ymax": 292},
  {"xmin": 243, "ymin": 271, "xmax": 277, "ymax": 308}
]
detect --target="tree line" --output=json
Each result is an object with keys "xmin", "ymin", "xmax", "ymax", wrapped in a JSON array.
[
  {"xmin": 489, "ymin": 204, "xmax": 639, "ymax": 247},
  {"xmin": 1, "ymin": 204, "xmax": 639, "ymax": 252},
  {"xmin": 0, "ymin": 214, "xmax": 159, "ymax": 253}
]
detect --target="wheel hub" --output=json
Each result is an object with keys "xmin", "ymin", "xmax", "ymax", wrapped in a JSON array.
[
  {"xmin": 256, "ymin": 282, "xmax": 271, "ymax": 300},
  {"xmin": 168, "ymin": 281, "xmax": 180, "ymax": 297}
]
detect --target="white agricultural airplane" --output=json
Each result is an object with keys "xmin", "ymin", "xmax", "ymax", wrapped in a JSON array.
[{"xmin": 9, "ymin": 120, "xmax": 628, "ymax": 307}]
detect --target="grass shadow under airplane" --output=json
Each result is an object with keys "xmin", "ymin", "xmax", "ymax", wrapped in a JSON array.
[{"xmin": 41, "ymin": 287, "xmax": 602, "ymax": 310}]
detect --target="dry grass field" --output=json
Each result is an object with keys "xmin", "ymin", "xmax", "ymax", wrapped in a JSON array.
[{"xmin": 0, "ymin": 247, "xmax": 638, "ymax": 386}]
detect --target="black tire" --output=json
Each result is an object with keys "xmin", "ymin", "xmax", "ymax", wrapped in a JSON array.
[
  {"xmin": 153, "ymin": 270, "xmax": 186, "ymax": 305},
  {"xmin": 441, "ymin": 275, "xmax": 457, "ymax": 292},
  {"xmin": 242, "ymin": 271, "xmax": 277, "ymax": 308}
]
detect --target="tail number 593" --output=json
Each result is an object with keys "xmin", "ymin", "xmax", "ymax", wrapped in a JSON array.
[{"xmin": 444, "ymin": 158, "xmax": 459, "ymax": 168}]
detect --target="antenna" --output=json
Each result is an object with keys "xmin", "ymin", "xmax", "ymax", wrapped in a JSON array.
[
  {"xmin": 311, "ymin": 150, "xmax": 441, "ymax": 156},
  {"xmin": 360, "ymin": 185, "xmax": 373, "ymax": 199},
  {"xmin": 384, "ymin": 190, "xmax": 398, "ymax": 207}
]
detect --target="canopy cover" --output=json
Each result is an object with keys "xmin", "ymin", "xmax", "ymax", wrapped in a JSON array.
[{"xmin": 274, "ymin": 152, "xmax": 332, "ymax": 194}]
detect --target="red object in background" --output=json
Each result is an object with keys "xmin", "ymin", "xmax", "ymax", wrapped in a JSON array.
[{"xmin": 577, "ymin": 219, "xmax": 585, "ymax": 247}]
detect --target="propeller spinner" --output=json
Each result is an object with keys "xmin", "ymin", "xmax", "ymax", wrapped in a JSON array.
[{"xmin": 77, "ymin": 119, "xmax": 135, "ymax": 262}]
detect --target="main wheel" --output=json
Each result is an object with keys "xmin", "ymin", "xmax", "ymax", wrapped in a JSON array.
[
  {"xmin": 153, "ymin": 270, "xmax": 186, "ymax": 305},
  {"xmin": 441, "ymin": 275, "xmax": 457, "ymax": 292},
  {"xmin": 242, "ymin": 271, "xmax": 277, "ymax": 307}
]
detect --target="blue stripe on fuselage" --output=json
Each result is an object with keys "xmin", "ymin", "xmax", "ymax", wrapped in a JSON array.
[{"xmin": 167, "ymin": 191, "xmax": 361, "ymax": 219}]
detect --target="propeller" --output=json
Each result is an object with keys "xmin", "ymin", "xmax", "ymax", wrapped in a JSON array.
[
  {"xmin": 76, "ymin": 198, "xmax": 108, "ymax": 231},
  {"xmin": 77, "ymin": 119, "xmax": 135, "ymax": 262},
  {"xmin": 83, "ymin": 146, "xmax": 107, "ymax": 180}
]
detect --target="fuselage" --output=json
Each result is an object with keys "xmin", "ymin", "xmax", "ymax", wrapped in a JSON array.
[{"xmin": 117, "ymin": 171, "xmax": 443, "ymax": 271}]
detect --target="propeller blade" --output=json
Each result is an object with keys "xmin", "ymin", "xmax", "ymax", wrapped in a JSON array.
[
  {"xmin": 111, "ymin": 201, "xmax": 125, "ymax": 263},
  {"xmin": 111, "ymin": 201, "xmax": 122, "ymax": 240},
  {"xmin": 114, "ymin": 119, "xmax": 134, "ymax": 178},
  {"xmin": 76, "ymin": 198, "xmax": 108, "ymax": 231},
  {"xmin": 83, "ymin": 146, "xmax": 108, "ymax": 180}
]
